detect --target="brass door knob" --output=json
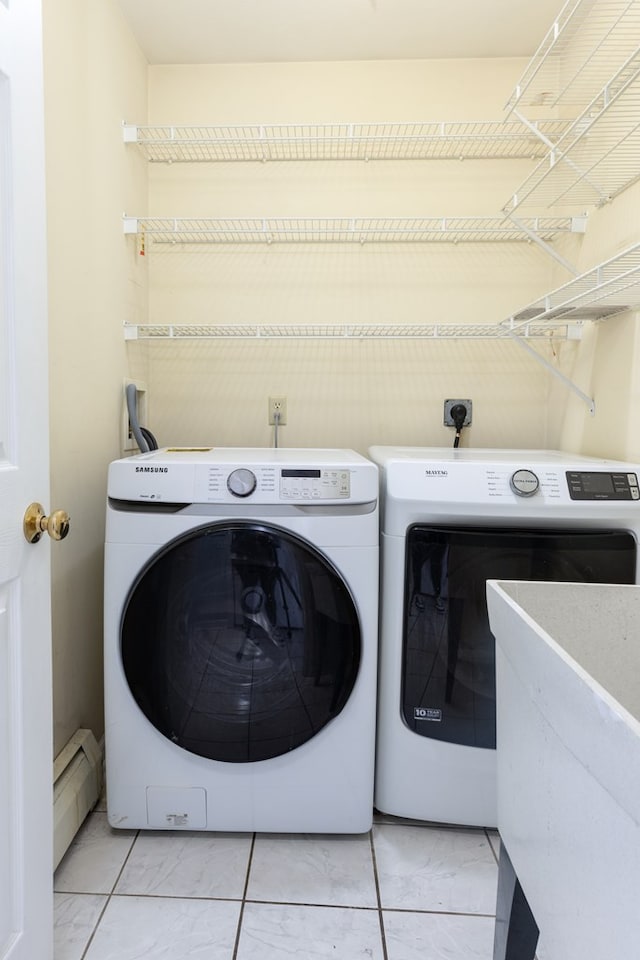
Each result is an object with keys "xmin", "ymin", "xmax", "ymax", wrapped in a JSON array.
[{"xmin": 23, "ymin": 502, "xmax": 71, "ymax": 543}]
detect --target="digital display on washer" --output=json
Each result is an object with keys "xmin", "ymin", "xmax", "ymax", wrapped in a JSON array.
[
  {"xmin": 566, "ymin": 471, "xmax": 640, "ymax": 500},
  {"xmin": 281, "ymin": 469, "xmax": 322, "ymax": 478}
]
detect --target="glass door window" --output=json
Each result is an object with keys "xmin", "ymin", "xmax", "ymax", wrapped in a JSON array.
[
  {"xmin": 122, "ymin": 521, "xmax": 361, "ymax": 763},
  {"xmin": 403, "ymin": 526, "xmax": 636, "ymax": 750}
]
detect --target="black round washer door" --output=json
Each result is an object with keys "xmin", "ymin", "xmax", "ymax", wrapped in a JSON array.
[{"xmin": 121, "ymin": 521, "xmax": 361, "ymax": 763}]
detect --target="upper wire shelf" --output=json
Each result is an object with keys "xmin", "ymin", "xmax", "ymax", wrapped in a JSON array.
[
  {"xmin": 505, "ymin": 47, "xmax": 640, "ymax": 211},
  {"xmin": 505, "ymin": 0, "xmax": 640, "ymax": 113},
  {"xmin": 123, "ymin": 120, "xmax": 573, "ymax": 162},
  {"xmin": 123, "ymin": 216, "xmax": 582, "ymax": 245},
  {"xmin": 504, "ymin": 0, "xmax": 640, "ymax": 212}
]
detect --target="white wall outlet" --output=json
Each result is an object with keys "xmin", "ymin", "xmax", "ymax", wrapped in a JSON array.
[
  {"xmin": 122, "ymin": 379, "xmax": 148, "ymax": 453},
  {"xmin": 268, "ymin": 396, "xmax": 287, "ymax": 425}
]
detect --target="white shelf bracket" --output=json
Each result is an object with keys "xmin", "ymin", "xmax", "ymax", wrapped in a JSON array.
[
  {"xmin": 506, "ymin": 213, "xmax": 581, "ymax": 275},
  {"xmin": 506, "ymin": 327, "xmax": 595, "ymax": 416},
  {"xmin": 509, "ymin": 108, "xmax": 611, "ymax": 210},
  {"xmin": 511, "ymin": 109, "xmax": 558, "ymax": 151}
]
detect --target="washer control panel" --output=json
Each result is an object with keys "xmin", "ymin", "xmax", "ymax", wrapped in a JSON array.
[
  {"xmin": 279, "ymin": 468, "xmax": 350, "ymax": 500},
  {"xmin": 566, "ymin": 470, "xmax": 640, "ymax": 500},
  {"xmin": 107, "ymin": 449, "xmax": 378, "ymax": 506},
  {"xmin": 202, "ymin": 464, "xmax": 352, "ymax": 502}
]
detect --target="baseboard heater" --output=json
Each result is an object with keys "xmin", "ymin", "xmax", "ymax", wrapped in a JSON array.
[{"xmin": 53, "ymin": 729, "xmax": 103, "ymax": 870}]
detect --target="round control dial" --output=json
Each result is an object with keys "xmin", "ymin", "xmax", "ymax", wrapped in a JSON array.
[
  {"xmin": 510, "ymin": 469, "xmax": 540, "ymax": 498},
  {"xmin": 227, "ymin": 468, "xmax": 257, "ymax": 498}
]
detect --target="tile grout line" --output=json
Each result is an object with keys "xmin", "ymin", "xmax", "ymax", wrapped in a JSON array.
[
  {"xmin": 60, "ymin": 888, "xmax": 495, "ymax": 918},
  {"xmin": 231, "ymin": 831, "xmax": 256, "ymax": 960},
  {"xmin": 369, "ymin": 826, "xmax": 390, "ymax": 960},
  {"xmin": 78, "ymin": 827, "xmax": 141, "ymax": 960}
]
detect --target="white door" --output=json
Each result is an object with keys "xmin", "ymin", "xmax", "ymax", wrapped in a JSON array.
[{"xmin": 0, "ymin": 0, "xmax": 53, "ymax": 958}]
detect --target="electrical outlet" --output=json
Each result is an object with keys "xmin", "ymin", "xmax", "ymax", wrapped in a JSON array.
[
  {"xmin": 122, "ymin": 379, "xmax": 148, "ymax": 452},
  {"xmin": 268, "ymin": 396, "xmax": 287, "ymax": 425},
  {"xmin": 443, "ymin": 399, "xmax": 472, "ymax": 426}
]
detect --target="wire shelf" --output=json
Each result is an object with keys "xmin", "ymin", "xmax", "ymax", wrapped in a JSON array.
[
  {"xmin": 506, "ymin": 0, "xmax": 640, "ymax": 113},
  {"xmin": 123, "ymin": 120, "xmax": 574, "ymax": 162},
  {"xmin": 123, "ymin": 216, "xmax": 581, "ymax": 245},
  {"xmin": 123, "ymin": 322, "xmax": 580, "ymax": 341},
  {"xmin": 122, "ymin": 246, "xmax": 640, "ymax": 342},
  {"xmin": 506, "ymin": 241, "xmax": 640, "ymax": 329},
  {"xmin": 505, "ymin": 0, "xmax": 640, "ymax": 211},
  {"xmin": 505, "ymin": 47, "xmax": 640, "ymax": 210}
]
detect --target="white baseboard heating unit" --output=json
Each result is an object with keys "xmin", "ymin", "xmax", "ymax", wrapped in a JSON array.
[{"xmin": 53, "ymin": 729, "xmax": 103, "ymax": 870}]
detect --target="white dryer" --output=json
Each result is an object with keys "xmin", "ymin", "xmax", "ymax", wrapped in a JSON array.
[
  {"xmin": 369, "ymin": 446, "xmax": 640, "ymax": 828},
  {"xmin": 104, "ymin": 448, "xmax": 378, "ymax": 833}
]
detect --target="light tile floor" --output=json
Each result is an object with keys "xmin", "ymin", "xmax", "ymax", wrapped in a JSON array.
[{"xmin": 54, "ymin": 795, "xmax": 502, "ymax": 960}]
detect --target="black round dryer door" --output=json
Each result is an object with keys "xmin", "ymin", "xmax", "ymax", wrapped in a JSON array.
[{"xmin": 121, "ymin": 521, "xmax": 361, "ymax": 763}]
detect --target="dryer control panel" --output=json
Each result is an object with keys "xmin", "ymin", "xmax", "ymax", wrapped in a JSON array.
[
  {"xmin": 368, "ymin": 447, "xmax": 640, "ymax": 535},
  {"xmin": 566, "ymin": 471, "xmax": 640, "ymax": 500}
]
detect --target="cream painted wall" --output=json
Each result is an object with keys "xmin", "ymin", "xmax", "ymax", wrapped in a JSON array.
[
  {"xmin": 148, "ymin": 59, "xmax": 539, "ymax": 122},
  {"xmin": 43, "ymin": 0, "xmax": 148, "ymax": 755},
  {"xmin": 137, "ymin": 59, "xmax": 580, "ymax": 452}
]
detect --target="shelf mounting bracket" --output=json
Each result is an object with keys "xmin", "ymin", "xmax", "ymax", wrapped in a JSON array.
[
  {"xmin": 505, "ymin": 213, "xmax": 581, "ymax": 275},
  {"xmin": 505, "ymin": 328, "xmax": 595, "ymax": 416}
]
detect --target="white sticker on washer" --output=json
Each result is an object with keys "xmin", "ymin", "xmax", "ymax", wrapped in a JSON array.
[
  {"xmin": 414, "ymin": 707, "xmax": 442, "ymax": 722},
  {"xmin": 165, "ymin": 812, "xmax": 189, "ymax": 826}
]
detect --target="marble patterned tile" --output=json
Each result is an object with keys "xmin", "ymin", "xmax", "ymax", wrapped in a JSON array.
[
  {"xmin": 54, "ymin": 892, "xmax": 107, "ymax": 960},
  {"xmin": 373, "ymin": 824, "xmax": 498, "ymax": 914},
  {"xmin": 247, "ymin": 833, "xmax": 377, "ymax": 908},
  {"xmin": 237, "ymin": 902, "xmax": 384, "ymax": 959},
  {"xmin": 383, "ymin": 910, "xmax": 495, "ymax": 960},
  {"xmin": 54, "ymin": 812, "xmax": 137, "ymax": 895},
  {"xmin": 83, "ymin": 895, "xmax": 241, "ymax": 960},
  {"xmin": 115, "ymin": 831, "xmax": 252, "ymax": 898}
]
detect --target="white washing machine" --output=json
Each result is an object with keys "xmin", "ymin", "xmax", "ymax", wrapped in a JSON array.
[
  {"xmin": 104, "ymin": 447, "xmax": 378, "ymax": 833},
  {"xmin": 369, "ymin": 446, "xmax": 640, "ymax": 828}
]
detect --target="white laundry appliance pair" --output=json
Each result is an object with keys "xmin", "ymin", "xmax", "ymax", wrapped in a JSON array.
[
  {"xmin": 369, "ymin": 447, "xmax": 640, "ymax": 828},
  {"xmin": 104, "ymin": 447, "xmax": 379, "ymax": 833},
  {"xmin": 105, "ymin": 443, "xmax": 640, "ymax": 833}
]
